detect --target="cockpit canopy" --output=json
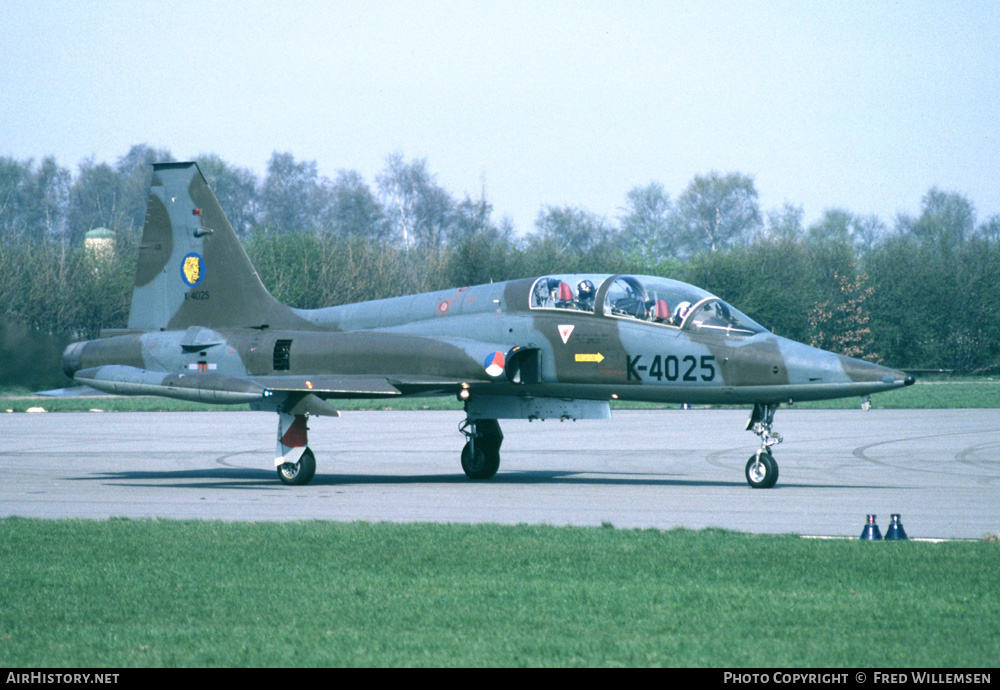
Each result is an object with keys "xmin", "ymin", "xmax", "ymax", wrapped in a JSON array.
[{"xmin": 529, "ymin": 274, "xmax": 766, "ymax": 337}]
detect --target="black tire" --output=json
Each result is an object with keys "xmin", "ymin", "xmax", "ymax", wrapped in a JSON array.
[
  {"xmin": 461, "ymin": 441, "xmax": 500, "ymax": 480},
  {"xmin": 745, "ymin": 451, "xmax": 778, "ymax": 489},
  {"xmin": 278, "ymin": 448, "xmax": 316, "ymax": 486}
]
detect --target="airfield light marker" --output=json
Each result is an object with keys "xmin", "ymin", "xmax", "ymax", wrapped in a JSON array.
[
  {"xmin": 885, "ymin": 514, "xmax": 908, "ymax": 540},
  {"xmin": 860, "ymin": 514, "xmax": 883, "ymax": 540}
]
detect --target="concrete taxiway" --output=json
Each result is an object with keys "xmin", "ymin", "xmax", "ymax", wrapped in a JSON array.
[{"xmin": 2, "ymin": 408, "xmax": 997, "ymax": 538}]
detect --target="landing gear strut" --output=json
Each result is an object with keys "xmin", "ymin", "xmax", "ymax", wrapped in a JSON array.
[
  {"xmin": 276, "ymin": 412, "xmax": 316, "ymax": 485},
  {"xmin": 745, "ymin": 403, "xmax": 781, "ymax": 489},
  {"xmin": 459, "ymin": 417, "xmax": 503, "ymax": 480}
]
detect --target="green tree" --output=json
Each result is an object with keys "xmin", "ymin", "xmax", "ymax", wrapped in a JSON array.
[
  {"xmin": 197, "ymin": 154, "xmax": 260, "ymax": 237},
  {"xmin": 870, "ymin": 188, "xmax": 990, "ymax": 370},
  {"xmin": 446, "ymin": 215, "xmax": 523, "ymax": 287},
  {"xmin": 978, "ymin": 215, "xmax": 1000, "ymax": 243},
  {"xmin": 530, "ymin": 205, "xmax": 611, "ymax": 254},
  {"xmin": 851, "ymin": 214, "xmax": 886, "ymax": 255},
  {"xmin": 0, "ymin": 157, "xmax": 71, "ymax": 242},
  {"xmin": 324, "ymin": 170, "xmax": 389, "ymax": 241},
  {"xmin": 906, "ymin": 187, "xmax": 976, "ymax": 256},
  {"xmin": 618, "ymin": 182, "xmax": 678, "ymax": 260},
  {"xmin": 244, "ymin": 228, "xmax": 327, "ymax": 307},
  {"xmin": 260, "ymin": 151, "xmax": 324, "ymax": 233},
  {"xmin": 762, "ymin": 203, "xmax": 804, "ymax": 242},
  {"xmin": 0, "ymin": 157, "xmax": 33, "ymax": 238},
  {"xmin": 805, "ymin": 209, "xmax": 858, "ymax": 304},
  {"xmin": 676, "ymin": 171, "xmax": 761, "ymax": 254},
  {"xmin": 27, "ymin": 157, "xmax": 71, "ymax": 242},
  {"xmin": 376, "ymin": 153, "xmax": 455, "ymax": 248},
  {"xmin": 67, "ymin": 159, "xmax": 121, "ymax": 245},
  {"xmin": 864, "ymin": 233, "xmax": 939, "ymax": 368},
  {"xmin": 948, "ymin": 235, "xmax": 1000, "ymax": 372}
]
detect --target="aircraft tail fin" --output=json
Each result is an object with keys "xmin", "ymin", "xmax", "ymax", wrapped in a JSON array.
[{"xmin": 128, "ymin": 162, "xmax": 304, "ymax": 331}]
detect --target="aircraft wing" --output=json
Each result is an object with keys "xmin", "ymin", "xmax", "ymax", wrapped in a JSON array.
[
  {"xmin": 72, "ymin": 360, "xmax": 498, "ymax": 403},
  {"xmin": 250, "ymin": 375, "xmax": 402, "ymax": 396},
  {"xmin": 73, "ymin": 365, "xmax": 411, "ymax": 404}
]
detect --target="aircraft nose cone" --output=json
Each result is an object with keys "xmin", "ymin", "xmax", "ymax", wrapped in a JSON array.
[{"xmin": 836, "ymin": 354, "xmax": 912, "ymax": 390}]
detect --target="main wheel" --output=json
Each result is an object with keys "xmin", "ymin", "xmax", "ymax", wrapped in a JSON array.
[
  {"xmin": 278, "ymin": 448, "xmax": 316, "ymax": 486},
  {"xmin": 745, "ymin": 451, "xmax": 778, "ymax": 489},
  {"xmin": 461, "ymin": 441, "xmax": 500, "ymax": 480}
]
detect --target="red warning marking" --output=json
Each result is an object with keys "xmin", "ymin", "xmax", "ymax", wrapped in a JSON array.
[
  {"xmin": 281, "ymin": 415, "xmax": 308, "ymax": 448},
  {"xmin": 436, "ymin": 299, "xmax": 451, "ymax": 316}
]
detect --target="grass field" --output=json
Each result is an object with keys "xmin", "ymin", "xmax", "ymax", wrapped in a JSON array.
[
  {"xmin": 3, "ymin": 377, "xmax": 999, "ymax": 412},
  {"xmin": 4, "ymin": 380, "xmax": 997, "ymax": 667},
  {"xmin": 0, "ymin": 519, "xmax": 997, "ymax": 668}
]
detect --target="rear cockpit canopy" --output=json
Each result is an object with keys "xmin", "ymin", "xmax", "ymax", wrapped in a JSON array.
[{"xmin": 529, "ymin": 274, "xmax": 766, "ymax": 337}]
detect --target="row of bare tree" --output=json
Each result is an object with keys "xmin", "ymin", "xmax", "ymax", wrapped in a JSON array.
[{"xmin": 2, "ymin": 146, "xmax": 999, "ymax": 375}]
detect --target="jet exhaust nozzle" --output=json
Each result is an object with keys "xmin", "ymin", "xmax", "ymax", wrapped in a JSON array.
[{"xmin": 61, "ymin": 341, "xmax": 87, "ymax": 378}]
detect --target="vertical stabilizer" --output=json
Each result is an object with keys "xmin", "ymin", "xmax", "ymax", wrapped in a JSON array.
[{"xmin": 128, "ymin": 162, "xmax": 306, "ymax": 331}]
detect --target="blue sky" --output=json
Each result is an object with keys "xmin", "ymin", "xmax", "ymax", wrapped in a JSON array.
[{"xmin": 2, "ymin": 0, "xmax": 998, "ymax": 234}]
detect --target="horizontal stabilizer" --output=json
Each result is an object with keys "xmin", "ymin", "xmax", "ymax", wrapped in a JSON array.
[{"xmin": 33, "ymin": 385, "xmax": 111, "ymax": 398}]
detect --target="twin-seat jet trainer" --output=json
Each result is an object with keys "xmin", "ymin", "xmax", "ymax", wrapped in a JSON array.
[{"xmin": 62, "ymin": 162, "xmax": 914, "ymax": 487}]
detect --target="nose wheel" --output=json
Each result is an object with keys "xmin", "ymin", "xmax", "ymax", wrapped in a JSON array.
[{"xmin": 745, "ymin": 450, "xmax": 778, "ymax": 488}]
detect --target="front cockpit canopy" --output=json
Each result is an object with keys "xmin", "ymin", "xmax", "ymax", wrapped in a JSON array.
[{"xmin": 529, "ymin": 274, "xmax": 766, "ymax": 337}]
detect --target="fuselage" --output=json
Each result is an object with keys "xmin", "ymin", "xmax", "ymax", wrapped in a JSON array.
[{"xmin": 64, "ymin": 273, "xmax": 913, "ymax": 406}]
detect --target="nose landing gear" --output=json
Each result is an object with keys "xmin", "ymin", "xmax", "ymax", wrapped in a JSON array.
[{"xmin": 745, "ymin": 403, "xmax": 781, "ymax": 488}]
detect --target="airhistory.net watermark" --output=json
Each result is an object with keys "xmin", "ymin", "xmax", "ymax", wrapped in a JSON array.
[{"xmin": 6, "ymin": 674, "xmax": 119, "ymax": 685}]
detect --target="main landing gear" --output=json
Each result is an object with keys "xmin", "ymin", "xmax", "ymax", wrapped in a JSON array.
[
  {"xmin": 745, "ymin": 402, "xmax": 782, "ymax": 489},
  {"xmin": 459, "ymin": 418, "xmax": 503, "ymax": 480},
  {"xmin": 278, "ymin": 447, "xmax": 316, "ymax": 485},
  {"xmin": 276, "ymin": 412, "xmax": 316, "ymax": 485}
]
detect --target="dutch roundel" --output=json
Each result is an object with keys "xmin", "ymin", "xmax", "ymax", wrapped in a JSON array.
[{"xmin": 483, "ymin": 351, "xmax": 506, "ymax": 378}]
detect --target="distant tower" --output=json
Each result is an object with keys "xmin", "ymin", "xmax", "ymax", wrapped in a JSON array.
[
  {"xmin": 84, "ymin": 228, "xmax": 115, "ymax": 274},
  {"xmin": 84, "ymin": 227, "xmax": 115, "ymax": 258}
]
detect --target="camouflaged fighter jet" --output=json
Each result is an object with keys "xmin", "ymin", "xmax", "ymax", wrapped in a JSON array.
[{"xmin": 61, "ymin": 162, "xmax": 915, "ymax": 488}]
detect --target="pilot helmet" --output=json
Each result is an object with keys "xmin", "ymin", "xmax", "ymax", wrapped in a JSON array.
[
  {"xmin": 675, "ymin": 301, "xmax": 692, "ymax": 322},
  {"xmin": 577, "ymin": 279, "xmax": 595, "ymax": 297}
]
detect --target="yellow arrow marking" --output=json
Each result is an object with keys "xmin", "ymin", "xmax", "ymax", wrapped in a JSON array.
[{"xmin": 575, "ymin": 353, "xmax": 605, "ymax": 363}]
